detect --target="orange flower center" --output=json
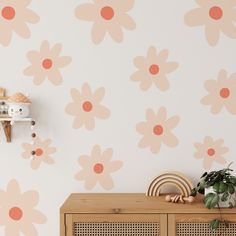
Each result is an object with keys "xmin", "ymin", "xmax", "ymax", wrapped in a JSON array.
[
  {"xmin": 42, "ymin": 58, "xmax": 53, "ymax": 70},
  {"xmin": 220, "ymin": 88, "xmax": 230, "ymax": 98},
  {"xmin": 9, "ymin": 207, "xmax": 23, "ymax": 221},
  {"xmin": 207, "ymin": 148, "xmax": 215, "ymax": 157},
  {"xmin": 209, "ymin": 6, "xmax": 223, "ymax": 20},
  {"xmin": 149, "ymin": 64, "xmax": 160, "ymax": 75},
  {"xmin": 35, "ymin": 148, "xmax": 44, "ymax": 156},
  {"xmin": 82, "ymin": 101, "xmax": 93, "ymax": 112},
  {"xmin": 153, "ymin": 125, "xmax": 164, "ymax": 136},
  {"xmin": 93, "ymin": 163, "xmax": 104, "ymax": 174},
  {"xmin": 100, "ymin": 6, "xmax": 114, "ymax": 20},
  {"xmin": 1, "ymin": 6, "xmax": 15, "ymax": 20}
]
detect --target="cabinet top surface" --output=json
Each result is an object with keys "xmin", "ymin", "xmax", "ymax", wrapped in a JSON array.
[{"xmin": 60, "ymin": 193, "xmax": 236, "ymax": 214}]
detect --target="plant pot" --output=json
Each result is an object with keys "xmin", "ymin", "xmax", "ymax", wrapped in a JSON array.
[{"xmin": 205, "ymin": 186, "xmax": 236, "ymax": 208}]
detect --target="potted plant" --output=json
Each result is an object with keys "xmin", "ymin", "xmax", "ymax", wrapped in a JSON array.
[{"xmin": 191, "ymin": 163, "xmax": 236, "ymax": 231}]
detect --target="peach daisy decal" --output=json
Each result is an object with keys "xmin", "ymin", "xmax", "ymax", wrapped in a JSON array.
[
  {"xmin": 184, "ymin": 0, "xmax": 236, "ymax": 46},
  {"xmin": 194, "ymin": 136, "xmax": 228, "ymax": 170},
  {"xmin": 75, "ymin": 0, "xmax": 136, "ymax": 44},
  {"xmin": 0, "ymin": 0, "xmax": 39, "ymax": 46},
  {"xmin": 65, "ymin": 83, "xmax": 110, "ymax": 130},
  {"xmin": 75, "ymin": 145, "xmax": 123, "ymax": 190},
  {"xmin": 0, "ymin": 179, "xmax": 47, "ymax": 236},
  {"xmin": 21, "ymin": 136, "xmax": 57, "ymax": 170},
  {"xmin": 130, "ymin": 47, "xmax": 178, "ymax": 91},
  {"xmin": 136, "ymin": 107, "xmax": 180, "ymax": 154},
  {"xmin": 201, "ymin": 69, "xmax": 236, "ymax": 114},
  {"xmin": 23, "ymin": 41, "xmax": 72, "ymax": 86}
]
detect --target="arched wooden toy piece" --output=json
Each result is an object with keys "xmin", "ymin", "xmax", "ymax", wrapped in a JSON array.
[{"xmin": 146, "ymin": 171, "xmax": 194, "ymax": 197}]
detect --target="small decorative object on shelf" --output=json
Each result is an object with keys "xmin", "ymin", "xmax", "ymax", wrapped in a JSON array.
[
  {"xmin": 191, "ymin": 162, "xmax": 236, "ymax": 231},
  {"xmin": 0, "ymin": 87, "xmax": 36, "ymax": 142},
  {"xmin": 7, "ymin": 92, "xmax": 31, "ymax": 118},
  {"xmin": 165, "ymin": 194, "xmax": 194, "ymax": 204},
  {"xmin": 146, "ymin": 171, "xmax": 194, "ymax": 197}
]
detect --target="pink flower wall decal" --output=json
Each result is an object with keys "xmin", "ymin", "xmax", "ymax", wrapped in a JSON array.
[
  {"xmin": 201, "ymin": 69, "xmax": 236, "ymax": 114},
  {"xmin": 0, "ymin": 0, "xmax": 39, "ymax": 46},
  {"xmin": 75, "ymin": 145, "xmax": 123, "ymax": 190},
  {"xmin": 136, "ymin": 107, "xmax": 180, "ymax": 154},
  {"xmin": 185, "ymin": 0, "xmax": 236, "ymax": 46},
  {"xmin": 130, "ymin": 47, "xmax": 178, "ymax": 91},
  {"xmin": 194, "ymin": 136, "xmax": 228, "ymax": 170},
  {"xmin": 75, "ymin": 0, "xmax": 136, "ymax": 44},
  {"xmin": 65, "ymin": 83, "xmax": 110, "ymax": 130},
  {"xmin": 0, "ymin": 179, "xmax": 47, "ymax": 236},
  {"xmin": 23, "ymin": 41, "xmax": 72, "ymax": 86},
  {"xmin": 22, "ymin": 137, "xmax": 57, "ymax": 169}
]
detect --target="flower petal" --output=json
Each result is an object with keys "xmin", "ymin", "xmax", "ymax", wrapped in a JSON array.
[
  {"xmin": 73, "ymin": 117, "xmax": 84, "ymax": 129},
  {"xmin": 221, "ymin": 22, "xmax": 236, "ymax": 39},
  {"xmin": 162, "ymin": 132, "xmax": 179, "ymax": 147},
  {"xmin": 165, "ymin": 62, "xmax": 178, "ymax": 74},
  {"xmin": 75, "ymin": 3, "xmax": 97, "ymax": 21},
  {"xmin": 20, "ymin": 190, "xmax": 39, "ymax": 207},
  {"xmin": 95, "ymin": 105, "xmax": 110, "ymax": 119},
  {"xmin": 91, "ymin": 22, "xmax": 106, "ymax": 44},
  {"xmin": 21, "ymin": 223, "xmax": 38, "ymax": 236},
  {"xmin": 31, "ymin": 210, "xmax": 47, "ymax": 224},
  {"xmin": 150, "ymin": 140, "xmax": 161, "ymax": 154},
  {"xmin": 108, "ymin": 23, "xmax": 123, "ymax": 43},
  {"xmin": 65, "ymin": 103, "xmax": 79, "ymax": 116},
  {"xmin": 107, "ymin": 160, "xmax": 123, "ymax": 172},
  {"xmin": 71, "ymin": 88, "xmax": 81, "ymax": 102},
  {"xmin": 57, "ymin": 56, "xmax": 72, "ymax": 68},
  {"xmin": 84, "ymin": 175, "xmax": 98, "ymax": 190},
  {"xmin": 31, "ymin": 158, "xmax": 41, "ymax": 170},
  {"xmin": 24, "ymin": 9, "xmax": 40, "ymax": 23},
  {"xmin": 119, "ymin": 14, "xmax": 136, "ymax": 30},
  {"xmin": 102, "ymin": 148, "xmax": 113, "ymax": 161},
  {"xmin": 136, "ymin": 122, "xmax": 148, "ymax": 135},
  {"xmin": 166, "ymin": 116, "xmax": 180, "ymax": 129},
  {"xmin": 185, "ymin": 8, "xmax": 206, "ymax": 27},
  {"xmin": 140, "ymin": 79, "xmax": 152, "ymax": 91},
  {"xmin": 99, "ymin": 174, "xmax": 114, "ymax": 190},
  {"xmin": 82, "ymin": 83, "xmax": 92, "ymax": 97},
  {"xmin": 48, "ymin": 70, "xmax": 63, "ymax": 86},
  {"xmin": 154, "ymin": 76, "xmax": 170, "ymax": 91},
  {"xmin": 205, "ymin": 24, "xmax": 220, "ymax": 46},
  {"xmin": 93, "ymin": 87, "xmax": 105, "ymax": 101}
]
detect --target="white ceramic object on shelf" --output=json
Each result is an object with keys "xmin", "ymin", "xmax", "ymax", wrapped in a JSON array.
[
  {"xmin": 205, "ymin": 186, "xmax": 236, "ymax": 208},
  {"xmin": 7, "ymin": 92, "xmax": 31, "ymax": 118},
  {"xmin": 8, "ymin": 103, "xmax": 30, "ymax": 118}
]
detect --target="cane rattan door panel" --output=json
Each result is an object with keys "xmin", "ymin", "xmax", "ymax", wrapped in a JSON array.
[
  {"xmin": 66, "ymin": 214, "xmax": 164, "ymax": 236},
  {"xmin": 168, "ymin": 214, "xmax": 236, "ymax": 236}
]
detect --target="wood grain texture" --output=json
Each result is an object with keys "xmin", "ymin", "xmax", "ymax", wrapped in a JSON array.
[{"xmin": 60, "ymin": 193, "xmax": 236, "ymax": 214}]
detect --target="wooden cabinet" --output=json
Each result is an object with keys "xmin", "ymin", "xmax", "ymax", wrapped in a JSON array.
[{"xmin": 60, "ymin": 193, "xmax": 236, "ymax": 236}]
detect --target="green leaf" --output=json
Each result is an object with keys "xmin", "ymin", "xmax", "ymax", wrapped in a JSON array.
[
  {"xmin": 221, "ymin": 192, "xmax": 229, "ymax": 202},
  {"xmin": 224, "ymin": 220, "xmax": 229, "ymax": 228},
  {"xmin": 228, "ymin": 184, "xmax": 235, "ymax": 194},
  {"xmin": 201, "ymin": 172, "xmax": 208, "ymax": 178},
  {"xmin": 213, "ymin": 182, "xmax": 220, "ymax": 193},
  {"xmin": 204, "ymin": 193, "xmax": 219, "ymax": 209},
  {"xmin": 219, "ymin": 182, "xmax": 227, "ymax": 193},
  {"xmin": 210, "ymin": 219, "xmax": 219, "ymax": 231},
  {"xmin": 230, "ymin": 177, "xmax": 236, "ymax": 185},
  {"xmin": 229, "ymin": 202, "xmax": 234, "ymax": 208}
]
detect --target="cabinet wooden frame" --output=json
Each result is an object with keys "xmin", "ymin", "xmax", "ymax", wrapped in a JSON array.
[{"xmin": 60, "ymin": 193, "xmax": 236, "ymax": 236}]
